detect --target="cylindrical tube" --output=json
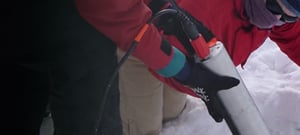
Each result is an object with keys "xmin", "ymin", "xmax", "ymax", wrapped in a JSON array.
[{"xmin": 200, "ymin": 41, "xmax": 270, "ymax": 135}]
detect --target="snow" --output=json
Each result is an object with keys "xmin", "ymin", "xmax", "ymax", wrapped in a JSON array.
[
  {"xmin": 39, "ymin": 38, "xmax": 300, "ymax": 135},
  {"xmin": 160, "ymin": 38, "xmax": 300, "ymax": 135}
]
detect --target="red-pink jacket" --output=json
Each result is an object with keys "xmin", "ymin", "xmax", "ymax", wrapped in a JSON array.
[
  {"xmin": 75, "ymin": 0, "xmax": 173, "ymax": 71},
  {"xmin": 75, "ymin": 0, "xmax": 300, "ymax": 72},
  {"xmin": 176, "ymin": 0, "xmax": 300, "ymax": 66}
]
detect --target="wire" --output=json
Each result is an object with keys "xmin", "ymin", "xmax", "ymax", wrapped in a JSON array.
[
  {"xmin": 148, "ymin": 9, "xmax": 178, "ymax": 23},
  {"xmin": 94, "ymin": 41, "xmax": 139, "ymax": 135},
  {"xmin": 94, "ymin": 4, "xmax": 182, "ymax": 135}
]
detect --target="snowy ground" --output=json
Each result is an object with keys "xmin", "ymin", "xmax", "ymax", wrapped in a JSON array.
[
  {"xmin": 40, "ymin": 38, "xmax": 300, "ymax": 135},
  {"xmin": 160, "ymin": 38, "xmax": 300, "ymax": 135}
]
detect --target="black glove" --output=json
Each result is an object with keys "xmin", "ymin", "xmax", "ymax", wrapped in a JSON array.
[
  {"xmin": 153, "ymin": 1, "xmax": 240, "ymax": 122},
  {"xmin": 174, "ymin": 61, "xmax": 240, "ymax": 122}
]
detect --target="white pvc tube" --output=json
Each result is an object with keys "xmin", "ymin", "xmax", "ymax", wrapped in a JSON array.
[{"xmin": 201, "ymin": 41, "xmax": 270, "ymax": 135}]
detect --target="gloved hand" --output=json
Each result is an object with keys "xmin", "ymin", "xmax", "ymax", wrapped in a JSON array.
[
  {"xmin": 176, "ymin": 61, "xmax": 239, "ymax": 122},
  {"xmin": 150, "ymin": 1, "xmax": 240, "ymax": 122},
  {"xmin": 149, "ymin": 60, "xmax": 240, "ymax": 122}
]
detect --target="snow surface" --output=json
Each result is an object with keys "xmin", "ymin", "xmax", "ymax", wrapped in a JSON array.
[{"xmin": 160, "ymin": 38, "xmax": 300, "ymax": 135}]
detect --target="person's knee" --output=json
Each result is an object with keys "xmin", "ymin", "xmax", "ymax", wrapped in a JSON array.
[
  {"xmin": 163, "ymin": 87, "xmax": 187, "ymax": 121},
  {"xmin": 120, "ymin": 93, "xmax": 163, "ymax": 135}
]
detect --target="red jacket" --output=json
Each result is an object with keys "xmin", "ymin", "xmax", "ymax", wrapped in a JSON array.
[
  {"xmin": 75, "ymin": 0, "xmax": 300, "ymax": 71},
  {"xmin": 175, "ymin": 0, "xmax": 300, "ymax": 66},
  {"xmin": 75, "ymin": 0, "xmax": 172, "ymax": 71}
]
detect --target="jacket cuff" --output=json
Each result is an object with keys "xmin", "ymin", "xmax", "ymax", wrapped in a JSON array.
[{"xmin": 156, "ymin": 47, "xmax": 186, "ymax": 77}]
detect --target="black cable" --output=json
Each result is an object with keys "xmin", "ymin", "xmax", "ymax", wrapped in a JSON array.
[
  {"xmin": 148, "ymin": 9, "xmax": 178, "ymax": 23},
  {"xmin": 94, "ymin": 41, "xmax": 138, "ymax": 135},
  {"xmin": 94, "ymin": 4, "xmax": 193, "ymax": 134},
  {"xmin": 94, "ymin": 8, "xmax": 179, "ymax": 135}
]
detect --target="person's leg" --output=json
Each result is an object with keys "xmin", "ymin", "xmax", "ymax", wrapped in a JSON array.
[
  {"xmin": 162, "ymin": 85, "xmax": 187, "ymax": 122},
  {"xmin": 22, "ymin": 65, "xmax": 51, "ymax": 135},
  {"xmin": 38, "ymin": 1, "xmax": 122, "ymax": 134},
  {"xmin": 49, "ymin": 28, "xmax": 121, "ymax": 134},
  {"xmin": 117, "ymin": 49, "xmax": 164, "ymax": 135},
  {"xmin": 50, "ymin": 62, "xmax": 121, "ymax": 135}
]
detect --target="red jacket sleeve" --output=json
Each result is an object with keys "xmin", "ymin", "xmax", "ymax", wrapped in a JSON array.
[
  {"xmin": 74, "ymin": 0, "xmax": 173, "ymax": 70},
  {"xmin": 270, "ymin": 20, "xmax": 300, "ymax": 66}
]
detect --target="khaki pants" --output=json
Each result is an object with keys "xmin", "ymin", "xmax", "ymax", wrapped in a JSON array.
[{"xmin": 117, "ymin": 49, "xmax": 187, "ymax": 135}]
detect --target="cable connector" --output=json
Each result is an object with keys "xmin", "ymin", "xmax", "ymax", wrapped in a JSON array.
[{"xmin": 175, "ymin": 11, "xmax": 210, "ymax": 59}]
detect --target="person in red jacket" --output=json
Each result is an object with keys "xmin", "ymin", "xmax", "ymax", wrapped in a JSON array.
[
  {"xmin": 155, "ymin": 0, "xmax": 300, "ymax": 94},
  {"xmin": 175, "ymin": 0, "xmax": 300, "ymax": 66},
  {"xmin": 75, "ymin": 0, "xmax": 240, "ymax": 135},
  {"xmin": 90, "ymin": 0, "xmax": 300, "ymax": 134}
]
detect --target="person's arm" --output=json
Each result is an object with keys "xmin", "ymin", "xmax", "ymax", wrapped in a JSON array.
[
  {"xmin": 74, "ymin": 0, "xmax": 186, "ymax": 76},
  {"xmin": 75, "ymin": 0, "xmax": 240, "ymax": 122},
  {"xmin": 270, "ymin": 20, "xmax": 300, "ymax": 66}
]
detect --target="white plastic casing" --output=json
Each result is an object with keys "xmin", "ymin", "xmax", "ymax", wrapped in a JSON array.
[{"xmin": 197, "ymin": 41, "xmax": 270, "ymax": 135}]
